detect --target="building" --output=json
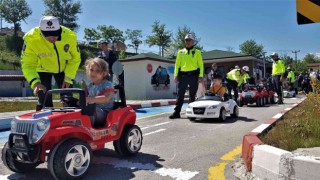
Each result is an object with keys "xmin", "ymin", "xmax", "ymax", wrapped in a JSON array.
[
  {"xmin": 307, "ymin": 63, "xmax": 320, "ymax": 71},
  {"xmin": 120, "ymin": 50, "xmax": 266, "ymax": 99}
]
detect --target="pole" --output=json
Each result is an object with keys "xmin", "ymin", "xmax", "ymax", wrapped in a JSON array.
[
  {"xmin": 292, "ymin": 50, "xmax": 300, "ymax": 71},
  {"xmin": 263, "ymin": 52, "xmax": 266, "ymax": 78}
]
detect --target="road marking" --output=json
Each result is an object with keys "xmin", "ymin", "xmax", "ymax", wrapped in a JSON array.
[
  {"xmin": 220, "ymin": 145, "xmax": 242, "ymax": 161},
  {"xmin": 144, "ymin": 129, "xmax": 166, "ymax": 136},
  {"xmin": 93, "ymin": 157, "xmax": 199, "ymax": 180},
  {"xmin": 141, "ymin": 121, "xmax": 171, "ymax": 130},
  {"xmin": 208, "ymin": 145, "xmax": 242, "ymax": 180},
  {"xmin": 137, "ymin": 112, "xmax": 170, "ymax": 120},
  {"xmin": 208, "ymin": 162, "xmax": 227, "ymax": 180}
]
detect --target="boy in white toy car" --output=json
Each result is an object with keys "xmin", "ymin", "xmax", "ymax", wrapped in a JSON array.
[{"xmin": 186, "ymin": 75, "xmax": 239, "ymax": 121}]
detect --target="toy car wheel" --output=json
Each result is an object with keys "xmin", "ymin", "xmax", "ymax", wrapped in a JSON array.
[
  {"xmin": 113, "ymin": 124, "xmax": 143, "ymax": 156},
  {"xmin": 260, "ymin": 97, "xmax": 264, "ymax": 106},
  {"xmin": 265, "ymin": 97, "xmax": 269, "ymax": 104},
  {"xmin": 231, "ymin": 106, "xmax": 239, "ymax": 118},
  {"xmin": 188, "ymin": 117, "xmax": 196, "ymax": 121},
  {"xmin": 218, "ymin": 108, "xmax": 227, "ymax": 121},
  {"xmin": 256, "ymin": 97, "xmax": 260, "ymax": 107},
  {"xmin": 1, "ymin": 142, "xmax": 39, "ymax": 173},
  {"xmin": 156, "ymin": 82, "xmax": 160, "ymax": 87},
  {"xmin": 48, "ymin": 138, "xmax": 92, "ymax": 180},
  {"xmin": 270, "ymin": 95, "xmax": 276, "ymax": 104},
  {"xmin": 239, "ymin": 99, "xmax": 243, "ymax": 107}
]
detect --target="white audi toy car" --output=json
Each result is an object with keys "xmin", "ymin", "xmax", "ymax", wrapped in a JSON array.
[{"xmin": 186, "ymin": 95, "xmax": 239, "ymax": 121}]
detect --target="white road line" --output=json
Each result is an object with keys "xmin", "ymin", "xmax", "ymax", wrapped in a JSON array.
[
  {"xmin": 93, "ymin": 157, "xmax": 199, "ymax": 180},
  {"xmin": 144, "ymin": 129, "xmax": 166, "ymax": 136},
  {"xmin": 272, "ymin": 113, "xmax": 283, "ymax": 119},
  {"xmin": 141, "ymin": 121, "xmax": 172, "ymax": 130}
]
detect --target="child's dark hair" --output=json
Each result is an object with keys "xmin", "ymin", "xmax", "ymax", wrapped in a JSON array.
[
  {"xmin": 212, "ymin": 74, "xmax": 223, "ymax": 80},
  {"xmin": 85, "ymin": 57, "xmax": 109, "ymax": 79}
]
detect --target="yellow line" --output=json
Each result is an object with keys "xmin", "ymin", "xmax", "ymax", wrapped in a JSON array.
[
  {"xmin": 220, "ymin": 145, "xmax": 242, "ymax": 161},
  {"xmin": 208, "ymin": 162, "xmax": 227, "ymax": 180},
  {"xmin": 297, "ymin": 0, "xmax": 320, "ymax": 22},
  {"xmin": 137, "ymin": 112, "xmax": 169, "ymax": 120},
  {"xmin": 208, "ymin": 144, "xmax": 242, "ymax": 180}
]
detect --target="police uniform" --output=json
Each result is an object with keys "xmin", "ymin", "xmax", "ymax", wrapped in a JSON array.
[
  {"xmin": 226, "ymin": 68, "xmax": 247, "ymax": 101},
  {"xmin": 21, "ymin": 16, "xmax": 81, "ymax": 106},
  {"xmin": 171, "ymin": 47, "xmax": 204, "ymax": 117},
  {"xmin": 287, "ymin": 70, "xmax": 295, "ymax": 91},
  {"xmin": 272, "ymin": 58, "xmax": 285, "ymax": 103}
]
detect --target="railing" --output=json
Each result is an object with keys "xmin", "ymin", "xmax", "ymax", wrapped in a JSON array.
[{"xmin": 0, "ymin": 75, "xmax": 28, "ymax": 97}]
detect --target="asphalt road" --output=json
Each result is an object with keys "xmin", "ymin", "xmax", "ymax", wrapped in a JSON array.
[{"xmin": 0, "ymin": 97, "xmax": 302, "ymax": 180}]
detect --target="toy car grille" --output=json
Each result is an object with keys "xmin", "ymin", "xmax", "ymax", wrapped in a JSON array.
[
  {"xmin": 16, "ymin": 122, "xmax": 34, "ymax": 141},
  {"xmin": 193, "ymin": 107, "xmax": 205, "ymax": 115}
]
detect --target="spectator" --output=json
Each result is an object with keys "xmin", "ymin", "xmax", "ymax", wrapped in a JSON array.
[{"xmin": 97, "ymin": 41, "xmax": 118, "ymax": 81}]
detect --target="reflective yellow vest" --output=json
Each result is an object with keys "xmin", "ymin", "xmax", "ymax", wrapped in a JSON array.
[
  {"xmin": 21, "ymin": 26, "xmax": 81, "ymax": 88},
  {"xmin": 227, "ymin": 69, "xmax": 247, "ymax": 87},
  {"xmin": 272, "ymin": 59, "xmax": 285, "ymax": 75},
  {"xmin": 287, "ymin": 71, "xmax": 295, "ymax": 83},
  {"xmin": 174, "ymin": 48, "xmax": 204, "ymax": 77}
]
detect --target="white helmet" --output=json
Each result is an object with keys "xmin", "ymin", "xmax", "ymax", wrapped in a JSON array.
[
  {"xmin": 242, "ymin": 66, "xmax": 249, "ymax": 72},
  {"xmin": 235, "ymin": 65, "xmax": 240, "ymax": 69},
  {"xmin": 271, "ymin": 52, "xmax": 279, "ymax": 57},
  {"xmin": 185, "ymin": 33, "xmax": 195, "ymax": 40}
]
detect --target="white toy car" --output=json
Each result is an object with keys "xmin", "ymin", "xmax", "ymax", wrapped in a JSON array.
[
  {"xmin": 283, "ymin": 90, "xmax": 296, "ymax": 98},
  {"xmin": 186, "ymin": 95, "xmax": 239, "ymax": 121}
]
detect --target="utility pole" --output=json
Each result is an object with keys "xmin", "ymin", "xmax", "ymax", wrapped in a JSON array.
[
  {"xmin": 262, "ymin": 52, "xmax": 267, "ymax": 78},
  {"xmin": 0, "ymin": 0, "xmax": 2, "ymax": 29},
  {"xmin": 292, "ymin": 50, "xmax": 300, "ymax": 61},
  {"xmin": 292, "ymin": 50, "xmax": 300, "ymax": 71}
]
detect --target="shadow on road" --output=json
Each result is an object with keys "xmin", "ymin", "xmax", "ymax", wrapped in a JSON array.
[
  {"xmin": 184, "ymin": 116, "xmax": 258, "ymax": 124},
  {"xmin": 3, "ymin": 148, "xmax": 164, "ymax": 180}
]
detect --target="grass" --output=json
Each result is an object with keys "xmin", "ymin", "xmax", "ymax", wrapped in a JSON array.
[
  {"xmin": 0, "ymin": 101, "xmax": 64, "ymax": 113},
  {"xmin": 261, "ymin": 94, "xmax": 320, "ymax": 151}
]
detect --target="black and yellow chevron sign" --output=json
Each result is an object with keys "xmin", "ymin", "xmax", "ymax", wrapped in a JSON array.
[{"xmin": 297, "ymin": 0, "xmax": 320, "ymax": 24}]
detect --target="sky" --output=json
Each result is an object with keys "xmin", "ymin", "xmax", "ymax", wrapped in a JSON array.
[{"xmin": 1, "ymin": 0, "xmax": 319, "ymax": 59}]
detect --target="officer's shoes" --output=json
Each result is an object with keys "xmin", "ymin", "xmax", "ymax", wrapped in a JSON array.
[
  {"xmin": 277, "ymin": 101, "xmax": 284, "ymax": 104},
  {"xmin": 169, "ymin": 113, "xmax": 181, "ymax": 119}
]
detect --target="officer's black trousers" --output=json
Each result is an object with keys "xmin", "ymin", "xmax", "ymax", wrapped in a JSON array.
[
  {"xmin": 174, "ymin": 74, "xmax": 198, "ymax": 114},
  {"xmin": 38, "ymin": 72, "xmax": 73, "ymax": 107},
  {"xmin": 226, "ymin": 79, "xmax": 238, "ymax": 101},
  {"xmin": 272, "ymin": 75, "xmax": 283, "ymax": 102}
]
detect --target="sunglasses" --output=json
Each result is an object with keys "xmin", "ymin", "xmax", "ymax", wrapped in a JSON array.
[{"xmin": 185, "ymin": 39, "xmax": 193, "ymax": 42}]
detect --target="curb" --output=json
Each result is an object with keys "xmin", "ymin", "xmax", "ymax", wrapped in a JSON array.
[
  {"xmin": 241, "ymin": 98, "xmax": 320, "ymax": 179},
  {"xmin": 0, "ymin": 99, "xmax": 188, "ymax": 131},
  {"xmin": 129, "ymin": 99, "xmax": 188, "ymax": 109}
]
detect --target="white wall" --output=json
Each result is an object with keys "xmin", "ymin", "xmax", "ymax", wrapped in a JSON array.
[{"xmin": 123, "ymin": 60, "xmax": 176, "ymax": 100}]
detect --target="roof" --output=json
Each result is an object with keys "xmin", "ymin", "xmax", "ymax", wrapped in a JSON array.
[
  {"xmin": 307, "ymin": 63, "xmax": 320, "ymax": 67},
  {"xmin": 121, "ymin": 53, "xmax": 174, "ymax": 63},
  {"xmin": 202, "ymin": 50, "xmax": 249, "ymax": 60}
]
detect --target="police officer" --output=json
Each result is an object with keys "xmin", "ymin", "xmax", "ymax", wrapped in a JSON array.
[
  {"xmin": 271, "ymin": 52, "xmax": 285, "ymax": 104},
  {"xmin": 21, "ymin": 16, "xmax": 81, "ymax": 106},
  {"xmin": 287, "ymin": 67, "xmax": 295, "ymax": 91},
  {"xmin": 169, "ymin": 33, "xmax": 204, "ymax": 119},
  {"xmin": 226, "ymin": 66, "xmax": 250, "ymax": 101}
]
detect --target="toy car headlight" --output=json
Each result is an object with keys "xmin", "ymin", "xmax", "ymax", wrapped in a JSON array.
[
  {"xmin": 37, "ymin": 119, "xmax": 50, "ymax": 131},
  {"xmin": 11, "ymin": 119, "xmax": 17, "ymax": 131},
  {"xmin": 208, "ymin": 105, "xmax": 217, "ymax": 109}
]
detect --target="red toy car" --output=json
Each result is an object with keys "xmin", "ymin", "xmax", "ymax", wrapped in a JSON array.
[
  {"xmin": 239, "ymin": 84, "xmax": 265, "ymax": 107},
  {"xmin": 2, "ymin": 88, "xmax": 143, "ymax": 179},
  {"xmin": 260, "ymin": 88, "xmax": 276, "ymax": 104}
]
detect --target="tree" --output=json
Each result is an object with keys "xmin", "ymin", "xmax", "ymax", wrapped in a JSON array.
[
  {"xmin": 303, "ymin": 53, "xmax": 319, "ymax": 64},
  {"xmin": 125, "ymin": 29, "xmax": 143, "ymax": 54},
  {"xmin": 239, "ymin": 39, "xmax": 264, "ymax": 58},
  {"xmin": 0, "ymin": 0, "xmax": 32, "ymax": 36},
  {"xmin": 84, "ymin": 28, "xmax": 100, "ymax": 45},
  {"xmin": 43, "ymin": 0, "xmax": 81, "ymax": 31},
  {"xmin": 97, "ymin": 25, "xmax": 125, "ymax": 47},
  {"xmin": 145, "ymin": 20, "xmax": 172, "ymax": 57},
  {"xmin": 281, "ymin": 54, "xmax": 294, "ymax": 67}
]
